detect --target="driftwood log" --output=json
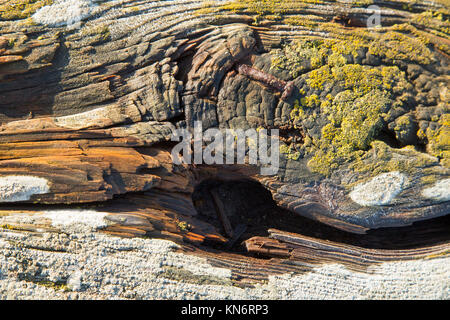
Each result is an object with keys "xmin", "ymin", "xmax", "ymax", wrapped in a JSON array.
[{"xmin": 0, "ymin": 0, "xmax": 449, "ymax": 299}]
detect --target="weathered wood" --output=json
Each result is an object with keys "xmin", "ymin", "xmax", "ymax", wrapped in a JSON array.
[{"xmin": 0, "ymin": 0, "xmax": 449, "ymax": 295}]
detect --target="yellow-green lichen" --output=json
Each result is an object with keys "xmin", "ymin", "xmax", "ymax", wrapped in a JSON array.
[
  {"xmin": 195, "ymin": 1, "xmax": 221, "ymax": 16},
  {"xmin": 349, "ymin": 140, "xmax": 442, "ymax": 177},
  {"xmin": 98, "ymin": 26, "xmax": 110, "ymax": 41},
  {"xmin": 308, "ymin": 63, "xmax": 411, "ymax": 94},
  {"xmin": 0, "ymin": 223, "xmax": 29, "ymax": 231},
  {"xmin": 425, "ymin": 249, "xmax": 450, "ymax": 260},
  {"xmin": 321, "ymin": 25, "xmax": 434, "ymax": 65},
  {"xmin": 421, "ymin": 174, "xmax": 438, "ymax": 185},
  {"xmin": 290, "ymin": 95, "xmax": 320, "ymax": 125},
  {"xmin": 7, "ymin": 38, "xmax": 16, "ymax": 48},
  {"xmin": 368, "ymin": 31, "xmax": 433, "ymax": 65},
  {"xmin": 426, "ymin": 113, "xmax": 450, "ymax": 168},
  {"xmin": 81, "ymin": 24, "xmax": 111, "ymax": 42},
  {"xmin": 221, "ymin": 0, "xmax": 286, "ymax": 17},
  {"xmin": 222, "ymin": 0, "xmax": 447, "ymax": 58},
  {"xmin": 35, "ymin": 280, "xmax": 71, "ymax": 291},
  {"xmin": 283, "ymin": 15, "xmax": 320, "ymax": 28},
  {"xmin": 393, "ymin": 114, "xmax": 413, "ymax": 142},
  {"xmin": 271, "ymin": 35, "xmax": 421, "ymax": 176},
  {"xmin": 17, "ymin": 274, "xmax": 71, "ymax": 291},
  {"xmin": 307, "ymin": 90, "xmax": 392, "ymax": 175},
  {"xmin": 271, "ymin": 31, "xmax": 431, "ymax": 83},
  {"xmin": 122, "ymin": 6, "xmax": 141, "ymax": 14},
  {"xmin": 177, "ymin": 221, "xmax": 192, "ymax": 232},
  {"xmin": 411, "ymin": 10, "xmax": 450, "ymax": 37},
  {"xmin": 349, "ymin": 0, "xmax": 373, "ymax": 5},
  {"xmin": 271, "ymin": 39, "xmax": 328, "ymax": 77},
  {"xmin": 280, "ymin": 143, "xmax": 301, "ymax": 160},
  {"xmin": 0, "ymin": 224, "xmax": 15, "ymax": 230},
  {"xmin": 220, "ymin": 0, "xmax": 334, "ymax": 21},
  {"xmin": 0, "ymin": 0, "xmax": 53, "ymax": 20},
  {"xmin": 290, "ymin": 100, "xmax": 305, "ymax": 123}
]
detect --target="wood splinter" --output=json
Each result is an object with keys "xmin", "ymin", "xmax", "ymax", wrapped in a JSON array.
[
  {"xmin": 210, "ymin": 189, "xmax": 234, "ymax": 238},
  {"xmin": 237, "ymin": 64, "xmax": 295, "ymax": 101},
  {"xmin": 225, "ymin": 224, "xmax": 247, "ymax": 250}
]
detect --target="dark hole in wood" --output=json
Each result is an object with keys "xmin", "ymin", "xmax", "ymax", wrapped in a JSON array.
[
  {"xmin": 375, "ymin": 128, "xmax": 403, "ymax": 148},
  {"xmin": 192, "ymin": 178, "xmax": 450, "ymax": 256}
]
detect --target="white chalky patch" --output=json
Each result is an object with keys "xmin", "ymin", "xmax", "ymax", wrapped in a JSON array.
[
  {"xmin": 422, "ymin": 179, "xmax": 450, "ymax": 202},
  {"xmin": 349, "ymin": 171, "xmax": 406, "ymax": 206},
  {"xmin": 0, "ymin": 176, "xmax": 50, "ymax": 203},
  {"xmin": 170, "ymin": 252, "xmax": 232, "ymax": 279},
  {"xmin": 42, "ymin": 210, "xmax": 108, "ymax": 232},
  {"xmin": 66, "ymin": 270, "xmax": 83, "ymax": 292},
  {"xmin": 269, "ymin": 257, "xmax": 450, "ymax": 299},
  {"xmin": 53, "ymin": 107, "xmax": 115, "ymax": 129},
  {"xmin": 0, "ymin": 231, "xmax": 448, "ymax": 299},
  {"xmin": 32, "ymin": 0, "xmax": 95, "ymax": 27}
]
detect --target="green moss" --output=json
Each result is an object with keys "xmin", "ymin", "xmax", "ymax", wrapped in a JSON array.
[{"xmin": 0, "ymin": 0, "xmax": 53, "ymax": 20}]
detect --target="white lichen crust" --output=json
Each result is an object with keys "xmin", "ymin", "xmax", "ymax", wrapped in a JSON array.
[
  {"xmin": 42, "ymin": 210, "xmax": 109, "ymax": 233},
  {"xmin": 349, "ymin": 172, "xmax": 407, "ymax": 206},
  {"xmin": 0, "ymin": 176, "xmax": 50, "ymax": 203},
  {"xmin": 422, "ymin": 179, "xmax": 450, "ymax": 202},
  {"xmin": 32, "ymin": 0, "xmax": 95, "ymax": 27},
  {"xmin": 0, "ymin": 228, "xmax": 448, "ymax": 300}
]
